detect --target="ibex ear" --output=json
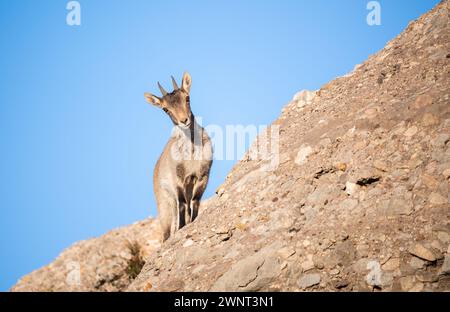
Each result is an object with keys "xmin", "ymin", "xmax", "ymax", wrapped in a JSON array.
[
  {"xmin": 181, "ymin": 72, "xmax": 192, "ymax": 94},
  {"xmin": 144, "ymin": 92, "xmax": 162, "ymax": 107}
]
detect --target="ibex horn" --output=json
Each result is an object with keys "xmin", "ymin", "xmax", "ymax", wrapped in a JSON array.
[
  {"xmin": 171, "ymin": 76, "xmax": 179, "ymax": 90},
  {"xmin": 158, "ymin": 82, "xmax": 168, "ymax": 96}
]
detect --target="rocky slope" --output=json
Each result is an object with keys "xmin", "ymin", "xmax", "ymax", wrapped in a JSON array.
[
  {"xmin": 12, "ymin": 1, "xmax": 450, "ymax": 292},
  {"xmin": 11, "ymin": 219, "xmax": 161, "ymax": 291}
]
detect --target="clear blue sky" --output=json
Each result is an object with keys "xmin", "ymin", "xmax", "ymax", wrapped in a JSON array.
[{"xmin": 0, "ymin": 0, "xmax": 439, "ymax": 291}]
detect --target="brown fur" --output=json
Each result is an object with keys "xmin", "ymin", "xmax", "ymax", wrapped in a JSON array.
[{"xmin": 145, "ymin": 72, "xmax": 213, "ymax": 242}]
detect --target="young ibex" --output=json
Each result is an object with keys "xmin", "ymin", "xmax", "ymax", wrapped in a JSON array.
[{"xmin": 144, "ymin": 72, "xmax": 213, "ymax": 242}]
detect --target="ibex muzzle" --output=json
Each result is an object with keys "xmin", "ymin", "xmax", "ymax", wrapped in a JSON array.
[{"xmin": 145, "ymin": 72, "xmax": 213, "ymax": 242}]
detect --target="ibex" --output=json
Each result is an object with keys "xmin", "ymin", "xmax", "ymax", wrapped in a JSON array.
[{"xmin": 144, "ymin": 72, "xmax": 213, "ymax": 242}]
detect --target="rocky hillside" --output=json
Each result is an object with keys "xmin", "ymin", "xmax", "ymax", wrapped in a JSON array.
[
  {"xmin": 13, "ymin": 1, "xmax": 450, "ymax": 292},
  {"xmin": 11, "ymin": 219, "xmax": 161, "ymax": 291}
]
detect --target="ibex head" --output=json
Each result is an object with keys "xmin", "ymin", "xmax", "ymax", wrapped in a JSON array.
[{"xmin": 145, "ymin": 72, "xmax": 193, "ymax": 129}]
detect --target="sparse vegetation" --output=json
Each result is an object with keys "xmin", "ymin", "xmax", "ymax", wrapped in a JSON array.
[{"xmin": 126, "ymin": 241, "xmax": 145, "ymax": 280}]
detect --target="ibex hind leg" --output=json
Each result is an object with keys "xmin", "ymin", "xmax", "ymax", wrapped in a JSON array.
[{"xmin": 189, "ymin": 175, "xmax": 209, "ymax": 223}]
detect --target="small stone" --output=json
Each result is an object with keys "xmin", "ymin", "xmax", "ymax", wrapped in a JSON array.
[
  {"xmin": 366, "ymin": 261, "xmax": 393, "ymax": 288},
  {"xmin": 183, "ymin": 239, "xmax": 194, "ymax": 248},
  {"xmin": 432, "ymin": 133, "xmax": 450, "ymax": 148},
  {"xmin": 345, "ymin": 182, "xmax": 358, "ymax": 196},
  {"xmin": 404, "ymin": 126, "xmax": 418, "ymax": 137},
  {"xmin": 334, "ymin": 280, "xmax": 350, "ymax": 289},
  {"xmin": 408, "ymin": 283, "xmax": 424, "ymax": 292},
  {"xmin": 192, "ymin": 264, "xmax": 206, "ymax": 275},
  {"xmin": 387, "ymin": 197, "xmax": 413, "ymax": 216},
  {"xmin": 431, "ymin": 240, "xmax": 446, "ymax": 253},
  {"xmin": 353, "ymin": 258, "xmax": 369, "ymax": 274},
  {"xmin": 143, "ymin": 282, "xmax": 153, "ymax": 291},
  {"xmin": 277, "ymin": 247, "xmax": 296, "ymax": 259},
  {"xmin": 409, "ymin": 283, "xmax": 423, "ymax": 292},
  {"xmin": 437, "ymin": 231, "xmax": 450, "ymax": 244},
  {"xmin": 412, "ymin": 94, "xmax": 433, "ymax": 109},
  {"xmin": 429, "ymin": 192, "xmax": 447, "ymax": 205},
  {"xmin": 443, "ymin": 169, "xmax": 450, "ymax": 179},
  {"xmin": 364, "ymin": 108, "xmax": 378, "ymax": 119},
  {"xmin": 315, "ymin": 261, "xmax": 325, "ymax": 270},
  {"xmin": 216, "ymin": 187, "xmax": 225, "ymax": 196},
  {"xmin": 373, "ymin": 160, "xmax": 388, "ymax": 172},
  {"xmin": 354, "ymin": 141, "xmax": 367, "ymax": 150},
  {"xmin": 422, "ymin": 113, "xmax": 439, "ymax": 126},
  {"xmin": 408, "ymin": 257, "xmax": 426, "ymax": 269},
  {"xmin": 341, "ymin": 199, "xmax": 358, "ymax": 210},
  {"xmin": 409, "ymin": 243, "xmax": 437, "ymax": 262},
  {"xmin": 421, "ymin": 174, "xmax": 439, "ymax": 189},
  {"xmin": 302, "ymin": 240, "xmax": 311, "ymax": 247},
  {"xmin": 382, "ymin": 258, "xmax": 400, "ymax": 271},
  {"xmin": 330, "ymin": 268, "xmax": 340, "ymax": 275},
  {"xmin": 298, "ymin": 273, "xmax": 321, "ymax": 289},
  {"xmin": 293, "ymin": 90, "xmax": 316, "ymax": 106},
  {"xmin": 295, "ymin": 145, "xmax": 313, "ymax": 165},
  {"xmin": 301, "ymin": 260, "xmax": 315, "ymax": 272},
  {"xmin": 334, "ymin": 162, "xmax": 347, "ymax": 172},
  {"xmin": 415, "ymin": 271, "xmax": 438, "ymax": 283},
  {"xmin": 439, "ymin": 254, "xmax": 450, "ymax": 276},
  {"xmin": 356, "ymin": 244, "xmax": 369, "ymax": 258},
  {"xmin": 399, "ymin": 276, "xmax": 415, "ymax": 291}
]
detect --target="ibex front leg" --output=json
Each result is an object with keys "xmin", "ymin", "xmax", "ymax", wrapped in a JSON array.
[
  {"xmin": 175, "ymin": 186, "xmax": 187, "ymax": 231},
  {"xmin": 183, "ymin": 175, "xmax": 197, "ymax": 224}
]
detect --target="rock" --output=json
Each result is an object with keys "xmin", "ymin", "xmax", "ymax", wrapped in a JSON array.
[
  {"xmin": 408, "ymin": 257, "xmax": 427, "ymax": 269},
  {"xmin": 334, "ymin": 163, "xmax": 347, "ymax": 172},
  {"xmin": 382, "ymin": 258, "xmax": 400, "ymax": 271},
  {"xmin": 373, "ymin": 160, "xmax": 389, "ymax": 172},
  {"xmin": 415, "ymin": 271, "xmax": 438, "ymax": 283},
  {"xmin": 11, "ymin": 218, "xmax": 161, "ymax": 292},
  {"xmin": 387, "ymin": 197, "xmax": 413, "ymax": 216},
  {"xmin": 439, "ymin": 253, "xmax": 450, "ymax": 276},
  {"xmin": 298, "ymin": 273, "xmax": 321, "ymax": 289},
  {"xmin": 409, "ymin": 243, "xmax": 437, "ymax": 262},
  {"xmin": 301, "ymin": 259, "xmax": 315, "ymax": 272},
  {"xmin": 335, "ymin": 241, "xmax": 356, "ymax": 266},
  {"xmin": 429, "ymin": 192, "xmax": 448, "ymax": 205},
  {"xmin": 334, "ymin": 280, "xmax": 350, "ymax": 289},
  {"xmin": 366, "ymin": 261, "xmax": 393, "ymax": 288},
  {"xmin": 341, "ymin": 199, "xmax": 358, "ymax": 210},
  {"xmin": 295, "ymin": 145, "xmax": 313, "ymax": 165},
  {"xmin": 409, "ymin": 283, "xmax": 424, "ymax": 292},
  {"xmin": 422, "ymin": 113, "xmax": 439, "ymax": 126},
  {"xmin": 364, "ymin": 108, "xmax": 378, "ymax": 119},
  {"xmin": 293, "ymin": 90, "xmax": 316, "ymax": 109},
  {"xmin": 432, "ymin": 133, "xmax": 450, "ymax": 148},
  {"xmin": 182, "ymin": 239, "xmax": 194, "ymax": 248},
  {"xmin": 421, "ymin": 174, "xmax": 439, "ymax": 189},
  {"xmin": 437, "ymin": 231, "xmax": 450, "ymax": 244},
  {"xmin": 345, "ymin": 182, "xmax": 359, "ymax": 196},
  {"xmin": 210, "ymin": 242, "xmax": 282, "ymax": 291},
  {"xmin": 404, "ymin": 126, "xmax": 419, "ymax": 137},
  {"xmin": 277, "ymin": 247, "xmax": 296, "ymax": 259},
  {"xmin": 412, "ymin": 94, "xmax": 433, "ymax": 109},
  {"xmin": 400, "ymin": 276, "xmax": 416, "ymax": 291},
  {"xmin": 443, "ymin": 168, "xmax": 450, "ymax": 179},
  {"xmin": 330, "ymin": 268, "xmax": 340, "ymax": 275}
]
